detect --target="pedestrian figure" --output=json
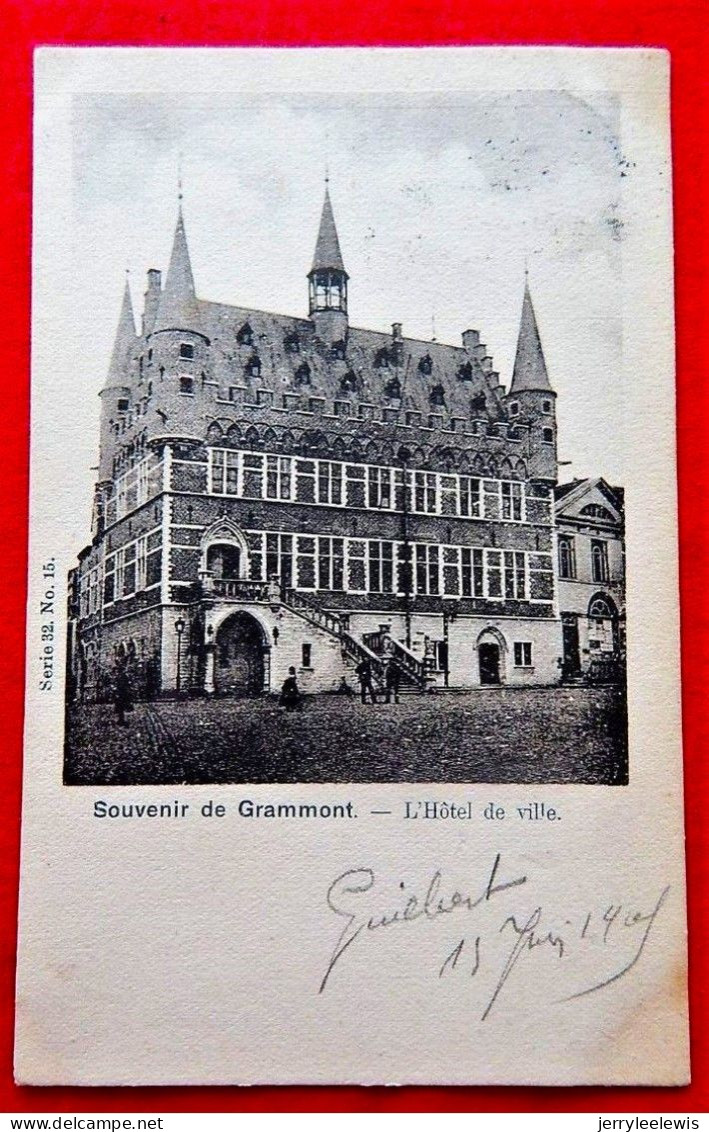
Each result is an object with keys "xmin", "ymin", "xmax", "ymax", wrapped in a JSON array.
[
  {"xmin": 280, "ymin": 666, "xmax": 302, "ymax": 711},
  {"xmin": 114, "ymin": 662, "xmax": 133, "ymax": 726},
  {"xmin": 337, "ymin": 676, "xmax": 354, "ymax": 697},
  {"xmin": 385, "ymin": 657, "xmax": 401, "ymax": 704},
  {"xmin": 355, "ymin": 658, "xmax": 377, "ymax": 704}
]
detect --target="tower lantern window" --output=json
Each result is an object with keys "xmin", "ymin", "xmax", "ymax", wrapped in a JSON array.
[
  {"xmin": 385, "ymin": 377, "xmax": 401, "ymax": 400},
  {"xmin": 117, "ymin": 398, "xmax": 129, "ymax": 413},
  {"xmin": 295, "ymin": 362, "xmax": 311, "ymax": 387},
  {"xmin": 179, "ymin": 342, "xmax": 194, "ymax": 360}
]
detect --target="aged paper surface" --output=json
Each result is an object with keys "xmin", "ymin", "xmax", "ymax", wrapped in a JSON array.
[{"xmin": 16, "ymin": 47, "xmax": 687, "ymax": 1085}]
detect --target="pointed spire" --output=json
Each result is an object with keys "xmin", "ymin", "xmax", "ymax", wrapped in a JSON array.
[
  {"xmin": 153, "ymin": 203, "xmax": 202, "ymax": 335},
  {"xmin": 509, "ymin": 277, "xmax": 552, "ymax": 393},
  {"xmin": 105, "ymin": 277, "xmax": 136, "ymax": 388},
  {"xmin": 311, "ymin": 184, "xmax": 347, "ymax": 275}
]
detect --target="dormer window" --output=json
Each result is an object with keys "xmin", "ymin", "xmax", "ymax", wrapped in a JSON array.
[
  {"xmin": 385, "ymin": 377, "xmax": 401, "ymax": 400},
  {"xmin": 543, "ymin": 399, "xmax": 552, "ymax": 413},
  {"xmin": 179, "ymin": 343, "xmax": 194, "ymax": 360},
  {"xmin": 580, "ymin": 503, "xmax": 615, "ymax": 521},
  {"xmin": 457, "ymin": 361, "xmax": 473, "ymax": 382},
  {"xmin": 331, "ymin": 340, "xmax": 347, "ymax": 361},
  {"xmin": 245, "ymin": 355, "xmax": 261, "ymax": 378},
  {"xmin": 284, "ymin": 332, "xmax": 300, "ymax": 355},
  {"xmin": 340, "ymin": 371, "xmax": 357, "ymax": 393},
  {"xmin": 295, "ymin": 362, "xmax": 311, "ymax": 387},
  {"xmin": 418, "ymin": 354, "xmax": 432, "ymax": 375},
  {"xmin": 117, "ymin": 398, "xmax": 129, "ymax": 413},
  {"xmin": 236, "ymin": 322, "xmax": 254, "ymax": 346},
  {"xmin": 429, "ymin": 384, "xmax": 446, "ymax": 407},
  {"xmin": 471, "ymin": 393, "xmax": 486, "ymax": 415},
  {"xmin": 374, "ymin": 347, "xmax": 390, "ymax": 369},
  {"xmin": 180, "ymin": 376, "xmax": 194, "ymax": 395}
]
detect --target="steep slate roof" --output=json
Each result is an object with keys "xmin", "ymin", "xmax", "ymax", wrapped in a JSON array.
[
  {"xmin": 153, "ymin": 206, "xmax": 203, "ymax": 335},
  {"xmin": 105, "ymin": 279, "xmax": 137, "ymax": 389},
  {"xmin": 196, "ymin": 299, "xmax": 507, "ymax": 422},
  {"xmin": 310, "ymin": 187, "xmax": 347, "ymax": 275},
  {"xmin": 554, "ymin": 477, "xmax": 624, "ymax": 520},
  {"xmin": 509, "ymin": 278, "xmax": 552, "ymax": 394}
]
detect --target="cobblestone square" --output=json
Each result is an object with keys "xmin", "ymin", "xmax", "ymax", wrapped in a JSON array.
[{"xmin": 64, "ymin": 686, "xmax": 627, "ymax": 785}]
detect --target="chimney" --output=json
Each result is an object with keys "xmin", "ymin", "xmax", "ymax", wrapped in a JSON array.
[
  {"xmin": 462, "ymin": 329, "xmax": 480, "ymax": 352},
  {"xmin": 391, "ymin": 322, "xmax": 403, "ymax": 363},
  {"xmin": 481, "ymin": 356, "xmax": 493, "ymax": 373},
  {"xmin": 143, "ymin": 269, "xmax": 162, "ymax": 336}
]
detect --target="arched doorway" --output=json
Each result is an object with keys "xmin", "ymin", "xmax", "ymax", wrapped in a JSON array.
[
  {"xmin": 206, "ymin": 542, "xmax": 242, "ymax": 580},
  {"xmin": 587, "ymin": 593, "xmax": 618, "ymax": 653},
  {"xmin": 477, "ymin": 627, "xmax": 507, "ymax": 686},
  {"xmin": 214, "ymin": 611, "xmax": 267, "ymax": 696}
]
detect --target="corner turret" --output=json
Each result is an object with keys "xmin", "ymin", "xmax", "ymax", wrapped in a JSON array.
[
  {"xmin": 97, "ymin": 279, "xmax": 137, "ymax": 483},
  {"xmin": 146, "ymin": 203, "xmax": 211, "ymax": 445},
  {"xmin": 505, "ymin": 275, "xmax": 557, "ymax": 482}
]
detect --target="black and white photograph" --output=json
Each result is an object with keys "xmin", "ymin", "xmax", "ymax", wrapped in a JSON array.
[
  {"xmin": 63, "ymin": 88, "xmax": 628, "ymax": 787},
  {"xmin": 17, "ymin": 46, "xmax": 687, "ymax": 1090}
]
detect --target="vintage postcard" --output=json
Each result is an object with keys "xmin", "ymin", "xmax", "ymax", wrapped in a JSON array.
[{"xmin": 16, "ymin": 46, "xmax": 687, "ymax": 1085}]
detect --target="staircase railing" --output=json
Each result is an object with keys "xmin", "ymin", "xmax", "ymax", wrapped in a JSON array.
[{"xmin": 362, "ymin": 630, "xmax": 428, "ymax": 688}]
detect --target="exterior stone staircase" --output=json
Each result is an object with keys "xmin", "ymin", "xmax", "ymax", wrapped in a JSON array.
[{"xmin": 280, "ymin": 587, "xmax": 428, "ymax": 693}]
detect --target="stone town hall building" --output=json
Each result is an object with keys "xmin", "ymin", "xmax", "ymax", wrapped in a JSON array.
[{"xmin": 67, "ymin": 186, "xmax": 621, "ymax": 701}]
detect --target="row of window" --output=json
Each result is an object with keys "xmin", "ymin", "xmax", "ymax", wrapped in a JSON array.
[
  {"xmin": 103, "ymin": 529, "xmax": 162, "ymax": 605},
  {"xmin": 558, "ymin": 535, "xmax": 611, "ymax": 583},
  {"xmin": 245, "ymin": 531, "xmax": 540, "ymax": 600},
  {"xmin": 109, "ymin": 455, "xmax": 162, "ymax": 524},
  {"xmin": 92, "ymin": 527, "xmax": 553, "ymax": 608},
  {"xmin": 79, "ymin": 566, "xmax": 102, "ymax": 618},
  {"xmin": 209, "ymin": 449, "xmax": 527, "ymax": 521}
]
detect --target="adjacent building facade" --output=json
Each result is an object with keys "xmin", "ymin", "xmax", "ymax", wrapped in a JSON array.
[
  {"xmin": 66, "ymin": 186, "xmax": 622, "ymax": 701},
  {"xmin": 554, "ymin": 477, "xmax": 626, "ymax": 684}
]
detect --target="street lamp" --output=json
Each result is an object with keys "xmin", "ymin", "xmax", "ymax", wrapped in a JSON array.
[
  {"xmin": 441, "ymin": 600, "xmax": 459, "ymax": 688},
  {"xmin": 175, "ymin": 616, "xmax": 186, "ymax": 695},
  {"xmin": 397, "ymin": 445, "xmax": 413, "ymax": 650}
]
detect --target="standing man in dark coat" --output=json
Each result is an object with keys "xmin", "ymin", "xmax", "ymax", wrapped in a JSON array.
[
  {"xmin": 384, "ymin": 657, "xmax": 401, "ymax": 704},
  {"xmin": 114, "ymin": 662, "xmax": 133, "ymax": 726},
  {"xmin": 355, "ymin": 658, "xmax": 377, "ymax": 704}
]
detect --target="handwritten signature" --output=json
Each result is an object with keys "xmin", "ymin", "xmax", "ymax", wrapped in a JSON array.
[{"xmin": 319, "ymin": 855, "xmax": 670, "ymax": 1020}]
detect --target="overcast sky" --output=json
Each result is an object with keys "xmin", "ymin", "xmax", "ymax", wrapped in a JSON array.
[{"xmin": 71, "ymin": 89, "xmax": 624, "ymax": 523}]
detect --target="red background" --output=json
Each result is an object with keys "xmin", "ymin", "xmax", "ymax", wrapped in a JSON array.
[{"xmin": 1, "ymin": 0, "xmax": 706, "ymax": 1114}]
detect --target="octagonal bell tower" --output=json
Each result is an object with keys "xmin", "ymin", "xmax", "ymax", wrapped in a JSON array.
[{"xmin": 308, "ymin": 181, "xmax": 349, "ymax": 345}]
